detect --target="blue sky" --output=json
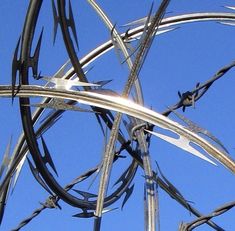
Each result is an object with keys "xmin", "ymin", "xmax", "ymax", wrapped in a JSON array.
[{"xmin": 0, "ymin": 1, "xmax": 235, "ymax": 230}]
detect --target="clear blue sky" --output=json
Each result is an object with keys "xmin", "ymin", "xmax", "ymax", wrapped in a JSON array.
[{"xmin": 0, "ymin": 1, "xmax": 235, "ymax": 230}]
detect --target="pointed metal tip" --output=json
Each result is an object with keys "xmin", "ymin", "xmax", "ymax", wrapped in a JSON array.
[
  {"xmin": 0, "ymin": 136, "xmax": 13, "ymax": 179},
  {"xmin": 11, "ymin": 153, "xmax": 27, "ymax": 194},
  {"xmin": 121, "ymin": 184, "xmax": 135, "ymax": 209},
  {"xmin": 73, "ymin": 189, "xmax": 97, "ymax": 199},
  {"xmin": 27, "ymin": 157, "xmax": 53, "ymax": 195},
  {"xmin": 68, "ymin": 0, "xmax": 79, "ymax": 50},
  {"xmin": 31, "ymin": 28, "xmax": 44, "ymax": 78},
  {"xmin": 111, "ymin": 23, "xmax": 117, "ymax": 36},
  {"xmin": 52, "ymin": 0, "xmax": 59, "ymax": 45},
  {"xmin": 102, "ymin": 207, "xmax": 118, "ymax": 214},
  {"xmin": 146, "ymin": 129, "xmax": 217, "ymax": 166},
  {"xmin": 156, "ymin": 27, "xmax": 179, "ymax": 36},
  {"xmin": 73, "ymin": 211, "xmax": 94, "ymax": 218},
  {"xmin": 218, "ymin": 21, "xmax": 235, "ymax": 27},
  {"xmin": 35, "ymin": 71, "xmax": 42, "ymax": 80},
  {"xmin": 12, "ymin": 36, "xmax": 21, "ymax": 104},
  {"xmin": 41, "ymin": 136, "xmax": 58, "ymax": 176},
  {"xmin": 224, "ymin": 6, "xmax": 235, "ymax": 11}
]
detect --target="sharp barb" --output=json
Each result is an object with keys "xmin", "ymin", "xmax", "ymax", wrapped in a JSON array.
[
  {"xmin": 68, "ymin": 0, "xmax": 79, "ymax": 49},
  {"xmin": 73, "ymin": 210, "xmax": 94, "ymax": 218},
  {"xmin": 113, "ymin": 167, "xmax": 129, "ymax": 186},
  {"xmin": 41, "ymin": 136, "xmax": 58, "ymax": 176},
  {"xmin": 169, "ymin": 108, "xmax": 228, "ymax": 153},
  {"xmin": 156, "ymin": 26, "xmax": 178, "ymax": 35},
  {"xmin": 224, "ymin": 6, "xmax": 235, "ymax": 11},
  {"xmin": 121, "ymin": 184, "xmax": 134, "ymax": 209},
  {"xmin": 73, "ymin": 189, "xmax": 97, "ymax": 200},
  {"xmin": 178, "ymin": 91, "xmax": 181, "ymax": 98},
  {"xmin": 219, "ymin": 21, "xmax": 235, "ymax": 26},
  {"xmin": 75, "ymin": 207, "xmax": 117, "ymax": 219},
  {"xmin": 84, "ymin": 65, "xmax": 94, "ymax": 75},
  {"xmin": 42, "ymin": 76, "xmax": 99, "ymax": 89},
  {"xmin": 123, "ymin": 28, "xmax": 130, "ymax": 41},
  {"xmin": 27, "ymin": 158, "xmax": 53, "ymax": 195},
  {"xmin": 76, "ymin": 207, "xmax": 117, "ymax": 218},
  {"xmin": 52, "ymin": 0, "xmax": 59, "ymax": 45},
  {"xmin": 11, "ymin": 153, "xmax": 27, "ymax": 193},
  {"xmin": 121, "ymin": 16, "xmax": 152, "ymax": 27},
  {"xmin": 146, "ymin": 130, "xmax": 216, "ymax": 165},
  {"xmin": 11, "ymin": 36, "xmax": 21, "ymax": 104},
  {"xmin": 54, "ymin": 59, "xmax": 71, "ymax": 79},
  {"xmin": 111, "ymin": 24, "xmax": 124, "ymax": 64},
  {"xmin": 0, "ymin": 136, "xmax": 12, "ymax": 179},
  {"xmin": 30, "ymin": 28, "xmax": 43, "ymax": 79},
  {"xmin": 94, "ymin": 79, "xmax": 113, "ymax": 88},
  {"xmin": 102, "ymin": 207, "xmax": 118, "ymax": 214}
]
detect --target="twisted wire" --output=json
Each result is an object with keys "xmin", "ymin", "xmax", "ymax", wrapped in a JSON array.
[
  {"xmin": 179, "ymin": 201, "xmax": 235, "ymax": 231},
  {"xmin": 162, "ymin": 60, "xmax": 235, "ymax": 116},
  {"xmin": 11, "ymin": 206, "xmax": 45, "ymax": 231},
  {"xmin": 0, "ymin": 1, "xmax": 235, "ymax": 230},
  {"xmin": 6, "ymin": 58, "xmax": 235, "ymax": 230}
]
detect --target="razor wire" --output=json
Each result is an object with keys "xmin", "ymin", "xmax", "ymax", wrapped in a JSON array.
[{"xmin": 0, "ymin": 1, "xmax": 235, "ymax": 231}]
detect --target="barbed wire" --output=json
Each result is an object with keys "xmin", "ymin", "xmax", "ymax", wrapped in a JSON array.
[
  {"xmin": 1, "ymin": 1, "xmax": 235, "ymax": 230},
  {"xmin": 10, "ymin": 166, "xmax": 99, "ymax": 231},
  {"xmin": 9, "ymin": 58, "xmax": 235, "ymax": 231},
  {"xmin": 10, "ymin": 206, "xmax": 45, "ymax": 231},
  {"xmin": 162, "ymin": 60, "xmax": 235, "ymax": 116},
  {"xmin": 179, "ymin": 201, "xmax": 235, "ymax": 231}
]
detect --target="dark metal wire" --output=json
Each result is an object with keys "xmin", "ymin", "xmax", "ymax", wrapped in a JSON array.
[
  {"xmin": 0, "ymin": 1, "xmax": 235, "ymax": 230},
  {"xmin": 7, "ymin": 57, "xmax": 235, "ymax": 230},
  {"xmin": 179, "ymin": 201, "xmax": 235, "ymax": 231},
  {"xmin": 162, "ymin": 60, "xmax": 235, "ymax": 116}
]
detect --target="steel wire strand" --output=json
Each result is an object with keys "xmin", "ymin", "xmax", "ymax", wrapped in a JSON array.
[
  {"xmin": 92, "ymin": 2, "xmax": 171, "ymax": 230},
  {"xmin": 1, "ymin": 84, "xmax": 231, "ymax": 230},
  {"xmin": 161, "ymin": 60, "xmax": 235, "ymax": 116},
  {"xmin": 0, "ymin": 85, "xmax": 234, "ymax": 172},
  {"xmin": 11, "ymin": 159, "xmax": 137, "ymax": 231},
  {"xmin": 17, "ymin": 0, "xmax": 103, "ymax": 210},
  {"xmin": 86, "ymin": 1, "xmax": 163, "ymax": 230},
  {"xmin": 3, "ymin": 7, "xmax": 235, "ymax": 204},
  {"xmin": 0, "ymin": 2, "xmax": 235, "ymax": 230},
  {"xmin": 179, "ymin": 201, "xmax": 235, "ymax": 231}
]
